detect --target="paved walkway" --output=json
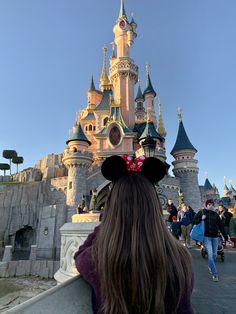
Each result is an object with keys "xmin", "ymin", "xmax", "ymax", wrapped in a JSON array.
[{"xmin": 191, "ymin": 246, "xmax": 236, "ymax": 314}]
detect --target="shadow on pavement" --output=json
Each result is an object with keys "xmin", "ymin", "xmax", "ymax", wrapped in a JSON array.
[{"xmin": 191, "ymin": 246, "xmax": 236, "ymax": 314}]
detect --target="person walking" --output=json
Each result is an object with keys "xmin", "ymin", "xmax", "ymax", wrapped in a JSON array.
[
  {"xmin": 177, "ymin": 203, "xmax": 193, "ymax": 248},
  {"xmin": 229, "ymin": 207, "xmax": 236, "ymax": 248},
  {"xmin": 218, "ymin": 204, "xmax": 233, "ymax": 236},
  {"xmin": 74, "ymin": 156, "xmax": 194, "ymax": 314},
  {"xmin": 194, "ymin": 199, "xmax": 229, "ymax": 282},
  {"xmin": 164, "ymin": 198, "xmax": 178, "ymax": 227}
]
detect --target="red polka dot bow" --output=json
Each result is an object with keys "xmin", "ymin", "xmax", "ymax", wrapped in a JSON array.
[{"xmin": 122, "ymin": 154, "xmax": 147, "ymax": 172}]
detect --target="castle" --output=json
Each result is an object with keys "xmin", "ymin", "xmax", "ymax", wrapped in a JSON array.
[{"xmin": 0, "ymin": 0, "xmax": 235, "ymax": 261}]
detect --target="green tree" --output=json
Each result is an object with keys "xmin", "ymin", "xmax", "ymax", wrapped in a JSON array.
[
  {"xmin": 12, "ymin": 156, "xmax": 24, "ymax": 173},
  {"xmin": 2, "ymin": 150, "xmax": 17, "ymax": 175},
  {"xmin": 0, "ymin": 163, "xmax": 10, "ymax": 176}
]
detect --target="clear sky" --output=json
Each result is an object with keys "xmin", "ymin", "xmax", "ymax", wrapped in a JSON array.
[{"xmin": 0, "ymin": 0, "xmax": 235, "ymax": 196}]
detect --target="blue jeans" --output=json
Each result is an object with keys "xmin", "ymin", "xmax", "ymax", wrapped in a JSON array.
[{"xmin": 204, "ymin": 237, "xmax": 219, "ymax": 276}]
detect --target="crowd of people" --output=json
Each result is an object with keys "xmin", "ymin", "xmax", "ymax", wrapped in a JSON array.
[{"xmin": 165, "ymin": 198, "xmax": 236, "ymax": 282}]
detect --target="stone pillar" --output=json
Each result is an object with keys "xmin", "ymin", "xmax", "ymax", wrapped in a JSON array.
[
  {"xmin": 2, "ymin": 245, "xmax": 13, "ymax": 262},
  {"xmin": 29, "ymin": 245, "xmax": 37, "ymax": 261},
  {"xmin": 54, "ymin": 213, "xmax": 99, "ymax": 284}
]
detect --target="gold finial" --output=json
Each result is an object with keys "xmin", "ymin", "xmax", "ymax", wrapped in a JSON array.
[
  {"xmin": 157, "ymin": 95, "xmax": 167, "ymax": 137},
  {"xmin": 177, "ymin": 106, "xmax": 182, "ymax": 122},
  {"xmin": 100, "ymin": 45, "xmax": 111, "ymax": 91}
]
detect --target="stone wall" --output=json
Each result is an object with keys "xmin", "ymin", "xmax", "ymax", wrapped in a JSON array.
[
  {"xmin": 0, "ymin": 180, "xmax": 67, "ymax": 259},
  {"xmin": 0, "ymin": 260, "xmax": 60, "ymax": 279},
  {"xmin": 175, "ymin": 171, "xmax": 202, "ymax": 210}
]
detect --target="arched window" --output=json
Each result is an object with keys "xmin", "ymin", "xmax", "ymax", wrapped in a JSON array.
[
  {"xmin": 89, "ymin": 124, "xmax": 93, "ymax": 131},
  {"xmin": 93, "ymin": 126, "xmax": 96, "ymax": 131},
  {"xmin": 85, "ymin": 126, "xmax": 88, "ymax": 131},
  {"xmin": 72, "ymin": 147, "xmax": 77, "ymax": 152},
  {"xmin": 103, "ymin": 117, "xmax": 109, "ymax": 126}
]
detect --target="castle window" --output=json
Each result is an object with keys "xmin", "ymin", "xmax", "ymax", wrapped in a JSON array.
[
  {"xmin": 69, "ymin": 182, "xmax": 72, "ymax": 189},
  {"xmin": 93, "ymin": 126, "xmax": 96, "ymax": 131},
  {"xmin": 103, "ymin": 117, "xmax": 109, "ymax": 126},
  {"xmin": 85, "ymin": 126, "xmax": 88, "ymax": 131},
  {"xmin": 89, "ymin": 124, "xmax": 93, "ymax": 131},
  {"xmin": 73, "ymin": 147, "xmax": 77, "ymax": 152}
]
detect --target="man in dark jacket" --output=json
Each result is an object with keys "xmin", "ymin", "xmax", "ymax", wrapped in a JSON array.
[
  {"xmin": 194, "ymin": 199, "xmax": 229, "ymax": 282},
  {"xmin": 218, "ymin": 204, "xmax": 233, "ymax": 236}
]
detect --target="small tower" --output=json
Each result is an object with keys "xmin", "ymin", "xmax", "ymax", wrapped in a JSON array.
[
  {"xmin": 100, "ymin": 47, "xmax": 113, "ymax": 92},
  {"xmin": 62, "ymin": 123, "xmax": 93, "ymax": 221},
  {"xmin": 223, "ymin": 176, "xmax": 229, "ymax": 197},
  {"xmin": 135, "ymin": 80, "xmax": 145, "ymax": 122},
  {"xmin": 171, "ymin": 108, "xmax": 201, "ymax": 210},
  {"xmin": 87, "ymin": 76, "xmax": 97, "ymax": 108},
  {"xmin": 143, "ymin": 64, "xmax": 157, "ymax": 127}
]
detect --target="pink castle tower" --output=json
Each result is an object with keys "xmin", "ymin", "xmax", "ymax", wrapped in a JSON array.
[{"xmin": 70, "ymin": 0, "xmax": 167, "ymax": 163}]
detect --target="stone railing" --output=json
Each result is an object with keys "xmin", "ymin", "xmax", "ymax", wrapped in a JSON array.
[{"xmin": 3, "ymin": 276, "xmax": 93, "ymax": 314}]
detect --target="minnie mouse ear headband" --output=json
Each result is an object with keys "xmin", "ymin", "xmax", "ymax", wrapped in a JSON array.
[{"xmin": 101, "ymin": 155, "xmax": 167, "ymax": 184}]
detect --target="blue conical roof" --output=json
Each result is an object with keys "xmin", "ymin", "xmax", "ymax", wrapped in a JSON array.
[
  {"xmin": 171, "ymin": 120, "xmax": 197, "ymax": 154},
  {"xmin": 138, "ymin": 121, "xmax": 163, "ymax": 142},
  {"xmin": 135, "ymin": 85, "xmax": 144, "ymax": 102},
  {"xmin": 143, "ymin": 74, "xmax": 156, "ymax": 97},
  {"xmin": 204, "ymin": 178, "xmax": 213, "ymax": 191},
  {"xmin": 224, "ymin": 184, "xmax": 229, "ymax": 191},
  {"xmin": 66, "ymin": 123, "xmax": 91, "ymax": 145},
  {"xmin": 87, "ymin": 76, "xmax": 96, "ymax": 92}
]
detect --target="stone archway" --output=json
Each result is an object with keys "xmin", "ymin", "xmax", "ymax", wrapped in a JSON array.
[{"xmin": 13, "ymin": 226, "xmax": 36, "ymax": 260}]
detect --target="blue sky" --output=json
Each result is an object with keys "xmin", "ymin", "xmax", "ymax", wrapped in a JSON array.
[{"xmin": 0, "ymin": 0, "xmax": 235, "ymax": 195}]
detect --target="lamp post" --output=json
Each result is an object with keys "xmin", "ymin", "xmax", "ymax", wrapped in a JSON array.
[{"xmin": 142, "ymin": 135, "xmax": 156, "ymax": 158}]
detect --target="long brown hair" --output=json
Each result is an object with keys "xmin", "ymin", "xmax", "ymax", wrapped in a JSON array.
[{"xmin": 93, "ymin": 173, "xmax": 192, "ymax": 314}]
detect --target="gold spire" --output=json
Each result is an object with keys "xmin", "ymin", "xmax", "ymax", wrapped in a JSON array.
[
  {"xmin": 157, "ymin": 95, "xmax": 167, "ymax": 137},
  {"xmin": 100, "ymin": 46, "xmax": 111, "ymax": 91},
  {"xmin": 177, "ymin": 106, "xmax": 182, "ymax": 122}
]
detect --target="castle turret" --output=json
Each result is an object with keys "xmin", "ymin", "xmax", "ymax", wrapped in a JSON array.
[
  {"xmin": 157, "ymin": 96, "xmax": 167, "ymax": 138},
  {"xmin": 138, "ymin": 119, "xmax": 165, "ymax": 162},
  {"xmin": 171, "ymin": 108, "xmax": 201, "ymax": 210},
  {"xmin": 223, "ymin": 176, "xmax": 229, "ymax": 197},
  {"xmin": 143, "ymin": 65, "xmax": 157, "ymax": 127},
  {"xmin": 100, "ymin": 47, "xmax": 113, "ymax": 92},
  {"xmin": 110, "ymin": 0, "xmax": 138, "ymax": 129},
  {"xmin": 135, "ymin": 80, "xmax": 145, "ymax": 122},
  {"xmin": 62, "ymin": 123, "xmax": 93, "ymax": 220}
]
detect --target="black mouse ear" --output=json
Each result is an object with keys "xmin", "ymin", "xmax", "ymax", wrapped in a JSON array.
[
  {"xmin": 141, "ymin": 157, "xmax": 167, "ymax": 184},
  {"xmin": 101, "ymin": 155, "xmax": 128, "ymax": 182}
]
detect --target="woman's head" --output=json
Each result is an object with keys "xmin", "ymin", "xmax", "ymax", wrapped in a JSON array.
[
  {"xmin": 102, "ymin": 172, "xmax": 164, "ymax": 232},
  {"xmin": 93, "ymin": 156, "xmax": 192, "ymax": 314}
]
